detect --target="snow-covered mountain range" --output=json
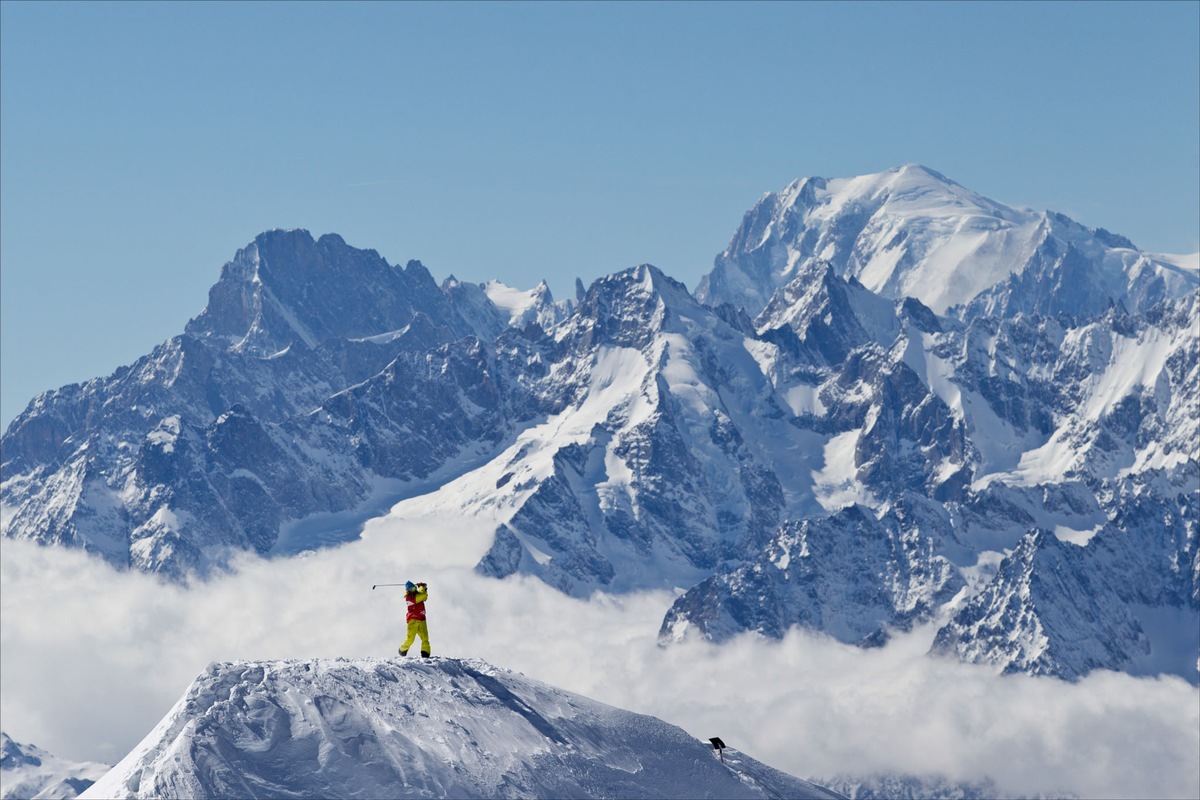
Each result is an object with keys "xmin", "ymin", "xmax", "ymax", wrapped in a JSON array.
[
  {"xmin": 81, "ymin": 657, "xmax": 841, "ymax": 800},
  {"xmin": 3, "ymin": 165, "xmax": 1197, "ymax": 684},
  {"xmin": 1, "ymin": 733, "xmax": 108, "ymax": 800}
]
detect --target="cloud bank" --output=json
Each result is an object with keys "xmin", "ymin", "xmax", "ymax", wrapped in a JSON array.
[{"xmin": 2, "ymin": 514, "xmax": 1197, "ymax": 799}]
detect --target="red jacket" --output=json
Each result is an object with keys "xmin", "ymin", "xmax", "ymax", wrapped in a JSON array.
[{"xmin": 406, "ymin": 586, "xmax": 428, "ymax": 622}]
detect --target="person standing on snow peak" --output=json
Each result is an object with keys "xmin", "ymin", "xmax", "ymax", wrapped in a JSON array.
[{"xmin": 399, "ymin": 581, "xmax": 431, "ymax": 658}]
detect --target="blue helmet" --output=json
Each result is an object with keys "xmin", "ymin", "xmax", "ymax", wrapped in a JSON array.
[{"xmin": 405, "ymin": 581, "xmax": 415, "ymax": 592}]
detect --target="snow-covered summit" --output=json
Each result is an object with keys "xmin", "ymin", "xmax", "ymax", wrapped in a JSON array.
[
  {"xmin": 484, "ymin": 279, "xmax": 563, "ymax": 328},
  {"xmin": 83, "ymin": 657, "xmax": 841, "ymax": 800},
  {"xmin": 568, "ymin": 263, "xmax": 701, "ymax": 346},
  {"xmin": 441, "ymin": 277, "xmax": 574, "ymax": 341},
  {"xmin": 697, "ymin": 164, "xmax": 1198, "ymax": 319},
  {"xmin": 1, "ymin": 732, "xmax": 108, "ymax": 800},
  {"xmin": 187, "ymin": 229, "xmax": 474, "ymax": 355}
]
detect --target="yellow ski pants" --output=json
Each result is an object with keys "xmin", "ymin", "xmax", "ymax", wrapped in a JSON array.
[{"xmin": 401, "ymin": 620, "xmax": 431, "ymax": 656}]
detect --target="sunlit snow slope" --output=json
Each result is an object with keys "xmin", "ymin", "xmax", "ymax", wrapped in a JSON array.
[
  {"xmin": 697, "ymin": 163, "xmax": 1198, "ymax": 318},
  {"xmin": 83, "ymin": 657, "xmax": 842, "ymax": 800}
]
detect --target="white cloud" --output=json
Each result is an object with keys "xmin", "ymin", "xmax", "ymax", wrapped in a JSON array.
[{"xmin": 2, "ymin": 515, "xmax": 1197, "ymax": 799}]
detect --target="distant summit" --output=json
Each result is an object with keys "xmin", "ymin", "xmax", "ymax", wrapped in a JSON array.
[
  {"xmin": 187, "ymin": 228, "xmax": 475, "ymax": 354},
  {"xmin": 1, "ymin": 732, "xmax": 108, "ymax": 800},
  {"xmin": 696, "ymin": 164, "xmax": 1197, "ymax": 320}
]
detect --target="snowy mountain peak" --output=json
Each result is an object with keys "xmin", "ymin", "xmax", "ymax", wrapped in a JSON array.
[
  {"xmin": 483, "ymin": 278, "xmax": 562, "ymax": 328},
  {"xmin": 560, "ymin": 263, "xmax": 707, "ymax": 351},
  {"xmin": 440, "ymin": 276, "xmax": 572, "ymax": 341},
  {"xmin": 83, "ymin": 657, "xmax": 840, "ymax": 800},
  {"xmin": 698, "ymin": 166, "xmax": 1197, "ymax": 320},
  {"xmin": 186, "ymin": 230, "xmax": 471, "ymax": 356},
  {"xmin": 584, "ymin": 264, "xmax": 697, "ymax": 317},
  {"xmin": 785, "ymin": 163, "xmax": 1009, "ymax": 221},
  {"xmin": 753, "ymin": 258, "xmax": 902, "ymax": 367},
  {"xmin": 1, "ymin": 732, "xmax": 108, "ymax": 800},
  {"xmin": 595, "ymin": 263, "xmax": 691, "ymax": 299},
  {"xmin": 0, "ymin": 732, "xmax": 40, "ymax": 770}
]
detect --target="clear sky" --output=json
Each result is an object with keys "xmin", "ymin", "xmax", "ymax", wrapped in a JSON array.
[{"xmin": 2, "ymin": 1, "xmax": 1197, "ymax": 427}]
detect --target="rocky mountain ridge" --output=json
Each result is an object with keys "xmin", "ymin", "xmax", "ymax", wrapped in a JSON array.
[{"xmin": 3, "ymin": 166, "xmax": 1197, "ymax": 683}]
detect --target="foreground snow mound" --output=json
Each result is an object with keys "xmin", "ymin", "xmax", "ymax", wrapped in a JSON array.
[
  {"xmin": 83, "ymin": 657, "xmax": 841, "ymax": 800},
  {"xmin": 1, "ymin": 732, "xmax": 108, "ymax": 800}
]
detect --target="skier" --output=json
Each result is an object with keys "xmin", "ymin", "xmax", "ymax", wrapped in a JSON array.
[{"xmin": 398, "ymin": 580, "xmax": 431, "ymax": 658}]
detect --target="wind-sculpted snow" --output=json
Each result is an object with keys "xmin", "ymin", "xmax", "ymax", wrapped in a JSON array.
[{"xmin": 81, "ymin": 658, "xmax": 841, "ymax": 800}]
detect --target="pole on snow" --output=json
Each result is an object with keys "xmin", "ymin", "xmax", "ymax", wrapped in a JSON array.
[
  {"xmin": 709, "ymin": 737, "xmax": 726, "ymax": 764},
  {"xmin": 372, "ymin": 583, "xmax": 407, "ymax": 590}
]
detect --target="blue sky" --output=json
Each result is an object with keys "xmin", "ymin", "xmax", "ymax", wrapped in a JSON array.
[{"xmin": 2, "ymin": 1, "xmax": 1198, "ymax": 427}]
